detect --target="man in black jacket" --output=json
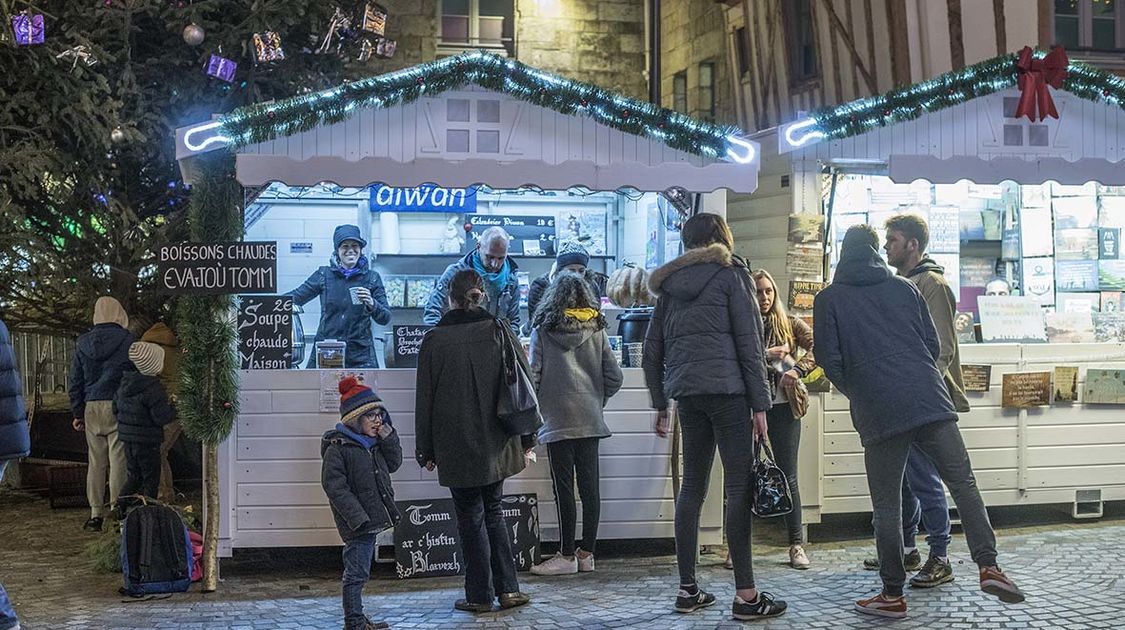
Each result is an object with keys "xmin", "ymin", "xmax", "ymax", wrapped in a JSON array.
[
  {"xmin": 814, "ymin": 225, "xmax": 1024, "ymax": 619},
  {"xmin": 424, "ymin": 227, "xmax": 521, "ymax": 333}
]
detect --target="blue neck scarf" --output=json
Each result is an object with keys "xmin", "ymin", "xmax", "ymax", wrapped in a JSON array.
[
  {"xmin": 336, "ymin": 255, "xmax": 369, "ymax": 280},
  {"xmin": 335, "ymin": 422, "xmax": 376, "ymax": 449},
  {"xmin": 471, "ymin": 251, "xmax": 510, "ymax": 293}
]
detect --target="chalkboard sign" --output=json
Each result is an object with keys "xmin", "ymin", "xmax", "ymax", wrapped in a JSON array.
[
  {"xmin": 466, "ymin": 215, "xmax": 557, "ymax": 257},
  {"xmin": 394, "ymin": 494, "xmax": 540, "ymax": 579},
  {"xmin": 237, "ymin": 296, "xmax": 293, "ymax": 370},
  {"xmin": 158, "ymin": 241, "xmax": 277, "ymax": 294},
  {"xmin": 393, "ymin": 325, "xmax": 432, "ymax": 368}
]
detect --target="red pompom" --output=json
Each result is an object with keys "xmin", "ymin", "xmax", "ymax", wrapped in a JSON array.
[{"xmin": 338, "ymin": 376, "xmax": 359, "ymax": 396}]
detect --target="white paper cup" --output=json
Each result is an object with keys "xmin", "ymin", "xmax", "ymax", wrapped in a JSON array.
[{"xmin": 349, "ymin": 287, "xmax": 362, "ymax": 305}]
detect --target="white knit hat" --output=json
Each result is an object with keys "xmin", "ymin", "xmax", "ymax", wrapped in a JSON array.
[{"xmin": 129, "ymin": 341, "xmax": 165, "ymax": 377}]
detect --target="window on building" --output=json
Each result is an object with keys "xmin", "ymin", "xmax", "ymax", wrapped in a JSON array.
[
  {"xmin": 440, "ymin": 0, "xmax": 515, "ymax": 56},
  {"xmin": 734, "ymin": 27, "xmax": 751, "ymax": 78},
  {"xmin": 699, "ymin": 62, "xmax": 716, "ymax": 119},
  {"xmin": 1054, "ymin": 0, "xmax": 1124, "ymax": 50},
  {"xmin": 783, "ymin": 0, "xmax": 819, "ymax": 85},
  {"xmin": 672, "ymin": 71, "xmax": 687, "ymax": 113}
]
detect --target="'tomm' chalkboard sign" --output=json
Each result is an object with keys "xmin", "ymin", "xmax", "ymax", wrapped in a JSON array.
[
  {"xmin": 237, "ymin": 296, "xmax": 293, "ymax": 370},
  {"xmin": 394, "ymin": 494, "xmax": 540, "ymax": 579},
  {"xmin": 158, "ymin": 241, "xmax": 278, "ymax": 294},
  {"xmin": 392, "ymin": 325, "xmax": 432, "ymax": 368}
]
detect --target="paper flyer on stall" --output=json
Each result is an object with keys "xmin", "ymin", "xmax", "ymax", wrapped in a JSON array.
[{"xmin": 320, "ymin": 370, "xmax": 378, "ymax": 413}]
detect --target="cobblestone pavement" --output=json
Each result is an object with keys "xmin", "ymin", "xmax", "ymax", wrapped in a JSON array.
[{"xmin": 2, "ymin": 489, "xmax": 1122, "ymax": 629}]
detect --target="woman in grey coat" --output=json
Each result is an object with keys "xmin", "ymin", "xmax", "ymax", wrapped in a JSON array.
[
  {"xmin": 527, "ymin": 273, "xmax": 623, "ymax": 577},
  {"xmin": 415, "ymin": 269, "xmax": 534, "ymax": 614},
  {"xmin": 643, "ymin": 213, "xmax": 787, "ymax": 621}
]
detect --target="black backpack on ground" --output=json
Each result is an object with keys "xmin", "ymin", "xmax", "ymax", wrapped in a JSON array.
[{"xmin": 119, "ymin": 500, "xmax": 193, "ymax": 597}]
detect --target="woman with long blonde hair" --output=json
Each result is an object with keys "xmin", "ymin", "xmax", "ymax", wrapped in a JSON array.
[{"xmin": 752, "ymin": 269, "xmax": 817, "ymax": 569}]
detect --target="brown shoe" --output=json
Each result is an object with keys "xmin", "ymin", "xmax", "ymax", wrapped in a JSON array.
[
  {"xmin": 980, "ymin": 566, "xmax": 1025, "ymax": 603},
  {"xmin": 853, "ymin": 592, "xmax": 907, "ymax": 619},
  {"xmin": 454, "ymin": 599, "xmax": 493, "ymax": 613},
  {"xmin": 498, "ymin": 592, "xmax": 530, "ymax": 609}
]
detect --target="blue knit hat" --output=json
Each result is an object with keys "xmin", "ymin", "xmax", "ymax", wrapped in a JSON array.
[
  {"xmin": 338, "ymin": 376, "xmax": 382, "ymax": 425},
  {"xmin": 333, "ymin": 224, "xmax": 367, "ymax": 250}
]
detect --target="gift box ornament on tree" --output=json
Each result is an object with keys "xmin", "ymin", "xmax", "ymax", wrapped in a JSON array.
[
  {"xmin": 11, "ymin": 11, "xmax": 45, "ymax": 46},
  {"xmin": 361, "ymin": 3, "xmax": 388, "ymax": 37},
  {"xmin": 252, "ymin": 31, "xmax": 285, "ymax": 63},
  {"xmin": 207, "ymin": 54, "xmax": 237, "ymax": 82},
  {"xmin": 373, "ymin": 37, "xmax": 396, "ymax": 59}
]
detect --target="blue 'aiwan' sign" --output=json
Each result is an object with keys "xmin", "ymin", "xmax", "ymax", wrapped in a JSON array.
[{"xmin": 368, "ymin": 185, "xmax": 478, "ymax": 214}]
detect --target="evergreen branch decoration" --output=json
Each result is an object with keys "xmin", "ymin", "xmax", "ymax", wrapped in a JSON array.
[
  {"xmin": 176, "ymin": 152, "xmax": 242, "ymax": 445},
  {"xmin": 804, "ymin": 49, "xmax": 1125, "ymax": 140},
  {"xmin": 218, "ymin": 51, "xmax": 743, "ymax": 159}
]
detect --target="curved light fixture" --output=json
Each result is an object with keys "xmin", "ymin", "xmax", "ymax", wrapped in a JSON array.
[
  {"xmin": 183, "ymin": 121, "xmax": 231, "ymax": 152},
  {"xmin": 784, "ymin": 118, "xmax": 826, "ymax": 148},
  {"xmin": 724, "ymin": 135, "xmax": 757, "ymax": 164}
]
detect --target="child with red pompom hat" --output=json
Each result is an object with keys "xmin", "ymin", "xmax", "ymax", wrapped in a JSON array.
[{"xmin": 321, "ymin": 376, "xmax": 402, "ymax": 630}]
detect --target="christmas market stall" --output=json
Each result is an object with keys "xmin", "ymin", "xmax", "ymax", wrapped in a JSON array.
[
  {"xmin": 734, "ymin": 47, "xmax": 1125, "ymax": 526},
  {"xmin": 173, "ymin": 51, "xmax": 760, "ymax": 570}
]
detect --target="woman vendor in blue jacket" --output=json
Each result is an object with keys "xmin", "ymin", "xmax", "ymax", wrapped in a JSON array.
[{"xmin": 289, "ymin": 225, "xmax": 392, "ymax": 368}]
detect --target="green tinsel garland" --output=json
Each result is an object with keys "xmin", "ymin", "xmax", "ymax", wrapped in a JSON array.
[
  {"xmin": 176, "ymin": 152, "xmax": 242, "ymax": 445},
  {"xmin": 219, "ymin": 51, "xmax": 742, "ymax": 159},
  {"xmin": 808, "ymin": 49, "xmax": 1125, "ymax": 140}
]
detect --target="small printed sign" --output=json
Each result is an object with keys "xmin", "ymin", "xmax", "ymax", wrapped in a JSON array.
[
  {"xmin": 1053, "ymin": 366, "xmax": 1079, "ymax": 403},
  {"xmin": 961, "ymin": 364, "xmax": 992, "ymax": 393},
  {"xmin": 1001, "ymin": 372, "xmax": 1052, "ymax": 409},
  {"xmin": 369, "ymin": 185, "xmax": 478, "ymax": 214}
]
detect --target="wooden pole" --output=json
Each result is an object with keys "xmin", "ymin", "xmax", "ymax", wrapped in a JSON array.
[
  {"xmin": 202, "ymin": 357, "xmax": 219, "ymax": 592},
  {"xmin": 202, "ymin": 441, "xmax": 220, "ymax": 592}
]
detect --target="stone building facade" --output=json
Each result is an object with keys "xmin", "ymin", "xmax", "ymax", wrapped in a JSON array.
[
  {"xmin": 658, "ymin": 0, "xmax": 736, "ymax": 126},
  {"xmin": 363, "ymin": 0, "xmax": 647, "ymax": 100}
]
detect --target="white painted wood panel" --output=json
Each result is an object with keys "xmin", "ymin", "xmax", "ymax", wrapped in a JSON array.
[{"xmin": 218, "ymin": 368, "xmax": 723, "ymax": 555}]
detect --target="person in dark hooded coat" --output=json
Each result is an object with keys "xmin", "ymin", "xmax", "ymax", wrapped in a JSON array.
[
  {"xmin": 321, "ymin": 376, "xmax": 401, "ymax": 630},
  {"xmin": 289, "ymin": 224, "xmax": 392, "ymax": 368},
  {"xmin": 0, "ymin": 319, "xmax": 24, "ymax": 630},
  {"xmin": 642, "ymin": 213, "xmax": 786, "ymax": 621},
  {"xmin": 527, "ymin": 272, "xmax": 622, "ymax": 577},
  {"xmin": 69, "ymin": 296, "xmax": 133, "ymax": 531},
  {"xmin": 814, "ymin": 224, "xmax": 1024, "ymax": 619}
]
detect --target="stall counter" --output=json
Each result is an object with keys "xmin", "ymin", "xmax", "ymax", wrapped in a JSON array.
[{"xmin": 217, "ymin": 368, "xmax": 725, "ymax": 556}]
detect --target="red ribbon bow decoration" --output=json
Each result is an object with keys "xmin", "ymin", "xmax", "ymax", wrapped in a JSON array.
[{"xmin": 1015, "ymin": 46, "xmax": 1069, "ymax": 122}]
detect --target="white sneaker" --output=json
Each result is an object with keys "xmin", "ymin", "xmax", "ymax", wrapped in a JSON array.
[
  {"xmin": 789, "ymin": 545, "xmax": 811, "ymax": 570},
  {"xmin": 530, "ymin": 552, "xmax": 577, "ymax": 576},
  {"xmin": 576, "ymin": 549, "xmax": 595, "ymax": 572}
]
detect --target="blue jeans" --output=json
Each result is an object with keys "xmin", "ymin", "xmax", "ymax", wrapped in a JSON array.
[
  {"xmin": 902, "ymin": 446, "xmax": 952, "ymax": 558},
  {"xmin": 341, "ymin": 533, "xmax": 377, "ymax": 630},
  {"xmin": 0, "ymin": 583, "xmax": 14, "ymax": 630}
]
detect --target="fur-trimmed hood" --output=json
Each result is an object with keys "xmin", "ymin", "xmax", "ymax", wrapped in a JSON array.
[{"xmin": 648, "ymin": 244, "xmax": 734, "ymax": 301}]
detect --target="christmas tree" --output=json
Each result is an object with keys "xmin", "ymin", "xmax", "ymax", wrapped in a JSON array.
[{"xmin": 0, "ymin": 0, "xmax": 373, "ymax": 334}]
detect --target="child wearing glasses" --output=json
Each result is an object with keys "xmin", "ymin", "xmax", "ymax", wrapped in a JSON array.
[{"xmin": 321, "ymin": 376, "xmax": 402, "ymax": 630}]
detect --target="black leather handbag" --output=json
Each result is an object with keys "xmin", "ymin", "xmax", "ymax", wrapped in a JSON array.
[
  {"xmin": 494, "ymin": 319, "xmax": 544, "ymax": 437},
  {"xmin": 751, "ymin": 439, "xmax": 794, "ymax": 518}
]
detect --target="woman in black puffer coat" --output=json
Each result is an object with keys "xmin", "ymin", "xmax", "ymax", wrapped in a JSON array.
[{"xmin": 642, "ymin": 213, "xmax": 787, "ymax": 621}]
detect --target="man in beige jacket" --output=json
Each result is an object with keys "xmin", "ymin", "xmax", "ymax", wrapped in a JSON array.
[{"xmin": 862, "ymin": 213, "xmax": 972, "ymax": 589}]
